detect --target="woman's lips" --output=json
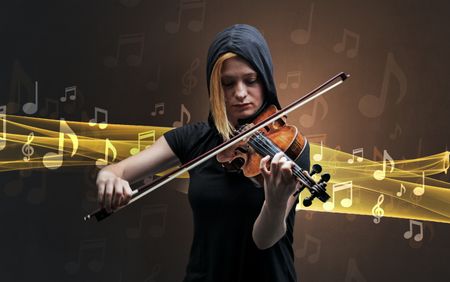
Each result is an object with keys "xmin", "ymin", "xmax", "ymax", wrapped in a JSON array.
[{"xmin": 233, "ymin": 103, "xmax": 252, "ymax": 108}]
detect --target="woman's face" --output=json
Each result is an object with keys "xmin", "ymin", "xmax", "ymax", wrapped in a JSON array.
[{"xmin": 221, "ymin": 56, "xmax": 264, "ymax": 127}]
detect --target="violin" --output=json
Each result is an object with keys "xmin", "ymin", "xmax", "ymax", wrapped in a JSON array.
[
  {"xmin": 217, "ymin": 104, "xmax": 331, "ymax": 206},
  {"xmin": 84, "ymin": 72, "xmax": 349, "ymax": 222}
]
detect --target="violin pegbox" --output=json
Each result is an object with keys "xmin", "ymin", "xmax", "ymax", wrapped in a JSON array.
[{"xmin": 294, "ymin": 164, "xmax": 331, "ymax": 207}]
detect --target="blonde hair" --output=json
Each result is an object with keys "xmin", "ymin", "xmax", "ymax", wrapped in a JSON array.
[{"xmin": 209, "ymin": 52, "xmax": 238, "ymax": 141}]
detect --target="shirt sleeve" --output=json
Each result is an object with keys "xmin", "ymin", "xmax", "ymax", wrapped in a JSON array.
[{"xmin": 163, "ymin": 122, "xmax": 207, "ymax": 164}]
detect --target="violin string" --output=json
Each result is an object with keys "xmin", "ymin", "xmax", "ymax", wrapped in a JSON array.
[{"xmin": 247, "ymin": 131, "xmax": 312, "ymax": 187}]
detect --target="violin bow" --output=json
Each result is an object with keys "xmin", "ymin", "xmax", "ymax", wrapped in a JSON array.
[{"xmin": 84, "ymin": 72, "xmax": 350, "ymax": 222}]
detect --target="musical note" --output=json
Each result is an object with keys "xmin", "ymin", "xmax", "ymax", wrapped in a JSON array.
[
  {"xmin": 299, "ymin": 96, "xmax": 328, "ymax": 128},
  {"xmin": 126, "ymin": 204, "xmax": 168, "ymax": 239},
  {"xmin": 120, "ymin": 0, "xmax": 141, "ymax": 7},
  {"xmin": 345, "ymin": 258, "xmax": 367, "ymax": 282},
  {"xmin": 347, "ymin": 148, "xmax": 364, "ymax": 164},
  {"xmin": 88, "ymin": 107, "xmax": 108, "ymax": 129},
  {"xmin": 444, "ymin": 150, "xmax": 449, "ymax": 174},
  {"xmin": 333, "ymin": 29, "xmax": 360, "ymax": 58},
  {"xmin": 104, "ymin": 33, "xmax": 145, "ymax": 67},
  {"xmin": 27, "ymin": 171, "xmax": 47, "ymax": 204},
  {"xmin": 290, "ymin": 2, "xmax": 314, "ymax": 45},
  {"xmin": 313, "ymin": 141, "xmax": 323, "ymax": 161},
  {"xmin": 165, "ymin": 0, "xmax": 206, "ymax": 34},
  {"xmin": 413, "ymin": 171, "xmax": 425, "ymax": 196},
  {"xmin": 373, "ymin": 149, "xmax": 395, "ymax": 180},
  {"xmin": 389, "ymin": 122, "xmax": 402, "ymax": 140},
  {"xmin": 0, "ymin": 105, "xmax": 6, "ymax": 151},
  {"xmin": 130, "ymin": 130, "xmax": 156, "ymax": 155},
  {"xmin": 146, "ymin": 65, "xmax": 161, "ymax": 91},
  {"xmin": 358, "ymin": 52, "xmax": 407, "ymax": 118},
  {"xmin": 397, "ymin": 183, "xmax": 406, "ymax": 197},
  {"xmin": 65, "ymin": 239, "xmax": 106, "ymax": 274},
  {"xmin": 323, "ymin": 181, "xmax": 353, "ymax": 211},
  {"xmin": 22, "ymin": 132, "xmax": 35, "ymax": 162},
  {"xmin": 22, "ymin": 81, "xmax": 38, "ymax": 114},
  {"xmin": 8, "ymin": 60, "xmax": 34, "ymax": 114},
  {"xmin": 60, "ymin": 86, "xmax": 77, "ymax": 102},
  {"xmin": 279, "ymin": 71, "xmax": 301, "ymax": 90},
  {"xmin": 182, "ymin": 58, "xmax": 199, "ymax": 95},
  {"xmin": 96, "ymin": 139, "xmax": 117, "ymax": 168},
  {"xmin": 43, "ymin": 119, "xmax": 79, "ymax": 170},
  {"xmin": 150, "ymin": 102, "xmax": 165, "ymax": 116},
  {"xmin": 403, "ymin": 219, "xmax": 423, "ymax": 242},
  {"xmin": 173, "ymin": 104, "xmax": 191, "ymax": 127},
  {"xmin": 372, "ymin": 194, "xmax": 384, "ymax": 224},
  {"xmin": 144, "ymin": 264, "xmax": 162, "ymax": 282},
  {"xmin": 39, "ymin": 98, "xmax": 59, "ymax": 119},
  {"xmin": 295, "ymin": 233, "xmax": 321, "ymax": 263}
]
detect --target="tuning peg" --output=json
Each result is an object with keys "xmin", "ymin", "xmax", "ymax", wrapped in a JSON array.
[
  {"xmin": 310, "ymin": 164, "xmax": 322, "ymax": 176},
  {"xmin": 320, "ymin": 173, "xmax": 331, "ymax": 183},
  {"xmin": 303, "ymin": 195, "xmax": 315, "ymax": 207}
]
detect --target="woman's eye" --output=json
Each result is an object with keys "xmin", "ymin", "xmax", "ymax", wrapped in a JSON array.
[
  {"xmin": 222, "ymin": 81, "xmax": 233, "ymax": 87},
  {"xmin": 246, "ymin": 79, "xmax": 257, "ymax": 85}
]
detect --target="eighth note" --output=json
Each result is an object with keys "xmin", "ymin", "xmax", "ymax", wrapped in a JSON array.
[
  {"xmin": 60, "ymin": 86, "xmax": 77, "ymax": 102},
  {"xmin": 347, "ymin": 148, "xmax": 364, "ymax": 164},
  {"xmin": 150, "ymin": 102, "xmax": 165, "ymax": 116},
  {"xmin": 333, "ymin": 29, "xmax": 360, "ymax": 58},
  {"xmin": 130, "ymin": 130, "xmax": 156, "ymax": 155},
  {"xmin": 396, "ymin": 183, "xmax": 406, "ymax": 197},
  {"xmin": 89, "ymin": 107, "xmax": 108, "ymax": 129},
  {"xmin": 22, "ymin": 132, "xmax": 35, "ymax": 162},
  {"xmin": 373, "ymin": 149, "xmax": 395, "ymax": 180},
  {"xmin": 173, "ymin": 104, "xmax": 191, "ymax": 127},
  {"xmin": 96, "ymin": 139, "xmax": 117, "ymax": 168},
  {"xmin": 403, "ymin": 219, "xmax": 423, "ymax": 242}
]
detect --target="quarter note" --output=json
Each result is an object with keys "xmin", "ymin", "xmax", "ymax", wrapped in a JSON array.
[
  {"xmin": 0, "ymin": 105, "xmax": 6, "ymax": 151},
  {"xmin": 290, "ymin": 2, "xmax": 314, "ymax": 45},
  {"xmin": 88, "ymin": 107, "xmax": 108, "ymax": 129},
  {"xmin": 22, "ymin": 81, "xmax": 39, "ymax": 114},
  {"xmin": 130, "ymin": 130, "xmax": 156, "ymax": 155},
  {"xmin": 173, "ymin": 104, "xmax": 191, "ymax": 127},
  {"xmin": 373, "ymin": 149, "xmax": 395, "ymax": 180},
  {"xmin": 312, "ymin": 140, "xmax": 323, "ymax": 161},
  {"xmin": 39, "ymin": 98, "xmax": 59, "ymax": 119},
  {"xmin": 43, "ymin": 119, "xmax": 79, "ymax": 170},
  {"xmin": 413, "ymin": 171, "xmax": 425, "ymax": 196},
  {"xmin": 146, "ymin": 65, "xmax": 161, "ymax": 91}
]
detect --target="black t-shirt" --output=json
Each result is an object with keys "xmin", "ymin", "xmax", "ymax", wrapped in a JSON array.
[{"xmin": 164, "ymin": 121, "xmax": 310, "ymax": 282}]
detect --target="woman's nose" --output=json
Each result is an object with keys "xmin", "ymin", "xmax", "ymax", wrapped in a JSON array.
[{"xmin": 234, "ymin": 81, "xmax": 247, "ymax": 99}]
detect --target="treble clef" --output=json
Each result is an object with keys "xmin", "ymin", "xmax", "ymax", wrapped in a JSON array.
[
  {"xmin": 372, "ymin": 194, "xmax": 385, "ymax": 224},
  {"xmin": 182, "ymin": 58, "xmax": 199, "ymax": 95},
  {"xmin": 22, "ymin": 132, "xmax": 35, "ymax": 162}
]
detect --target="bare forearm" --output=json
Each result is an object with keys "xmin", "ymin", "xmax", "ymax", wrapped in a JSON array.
[{"xmin": 252, "ymin": 201, "xmax": 287, "ymax": 250}]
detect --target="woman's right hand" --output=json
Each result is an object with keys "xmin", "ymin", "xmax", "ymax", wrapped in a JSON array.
[{"xmin": 96, "ymin": 168, "xmax": 133, "ymax": 212}]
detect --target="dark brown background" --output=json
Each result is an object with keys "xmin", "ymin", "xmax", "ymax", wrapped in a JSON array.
[{"xmin": 1, "ymin": 0, "xmax": 449, "ymax": 281}]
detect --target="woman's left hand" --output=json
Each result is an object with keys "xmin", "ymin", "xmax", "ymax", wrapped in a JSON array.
[{"xmin": 259, "ymin": 152, "xmax": 301, "ymax": 209}]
